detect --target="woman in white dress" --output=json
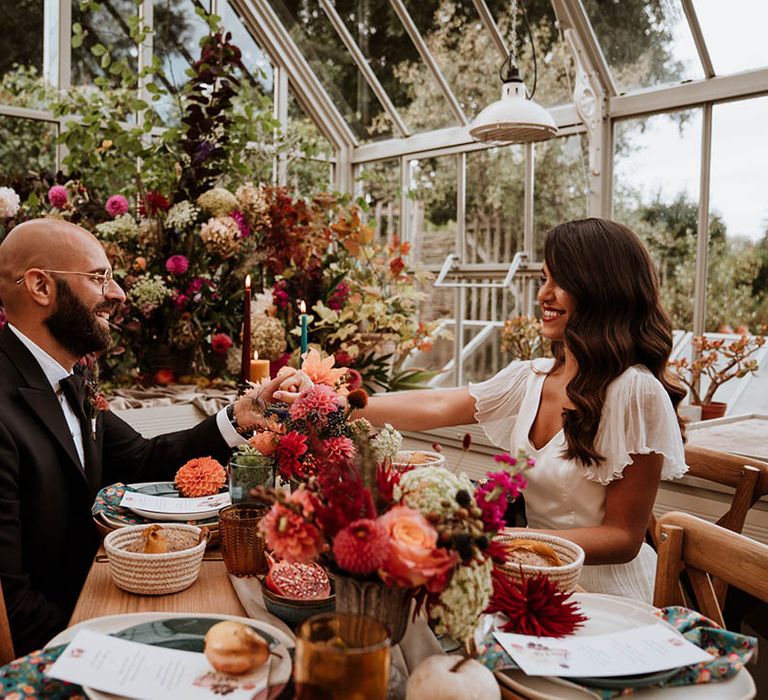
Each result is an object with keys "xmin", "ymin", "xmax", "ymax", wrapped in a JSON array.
[{"xmin": 272, "ymin": 218, "xmax": 688, "ymax": 603}]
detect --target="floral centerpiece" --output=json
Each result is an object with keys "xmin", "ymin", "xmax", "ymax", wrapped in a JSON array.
[{"xmin": 241, "ymin": 351, "xmax": 534, "ymax": 643}]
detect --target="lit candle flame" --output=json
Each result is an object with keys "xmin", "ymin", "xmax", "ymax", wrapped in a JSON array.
[
  {"xmin": 299, "ymin": 300, "xmax": 306, "ymax": 313},
  {"xmin": 253, "ymin": 351, "xmax": 259, "ymax": 361},
  {"xmin": 245, "ymin": 274, "xmax": 251, "ymax": 289}
]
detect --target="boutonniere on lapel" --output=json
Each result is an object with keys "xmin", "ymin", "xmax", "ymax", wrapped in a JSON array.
[{"xmin": 75, "ymin": 355, "xmax": 110, "ymax": 440}]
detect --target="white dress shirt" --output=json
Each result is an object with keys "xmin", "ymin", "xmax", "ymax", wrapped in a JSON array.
[{"xmin": 8, "ymin": 324, "xmax": 246, "ymax": 465}]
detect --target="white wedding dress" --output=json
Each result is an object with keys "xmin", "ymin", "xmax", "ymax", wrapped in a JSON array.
[{"xmin": 470, "ymin": 358, "xmax": 688, "ymax": 603}]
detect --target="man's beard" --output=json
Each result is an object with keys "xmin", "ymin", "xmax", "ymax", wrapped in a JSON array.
[{"xmin": 44, "ymin": 278, "xmax": 117, "ymax": 358}]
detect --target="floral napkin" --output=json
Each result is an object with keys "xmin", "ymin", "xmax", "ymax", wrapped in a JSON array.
[
  {"xmin": 91, "ymin": 482, "xmax": 147, "ymax": 526},
  {"xmin": 0, "ymin": 645, "xmax": 81, "ymax": 700},
  {"xmin": 476, "ymin": 606, "xmax": 756, "ymax": 697}
]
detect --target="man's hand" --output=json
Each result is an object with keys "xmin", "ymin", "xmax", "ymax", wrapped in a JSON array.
[{"xmin": 272, "ymin": 368, "xmax": 313, "ymax": 403}]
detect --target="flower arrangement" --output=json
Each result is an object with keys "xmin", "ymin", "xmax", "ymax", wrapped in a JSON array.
[
  {"xmin": 244, "ymin": 355, "xmax": 534, "ymax": 642},
  {"xmin": 500, "ymin": 315, "xmax": 551, "ymax": 361},
  {"xmin": 669, "ymin": 333, "xmax": 765, "ymax": 406}
]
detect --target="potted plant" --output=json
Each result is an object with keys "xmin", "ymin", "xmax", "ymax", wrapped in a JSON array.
[
  {"xmin": 670, "ymin": 334, "xmax": 765, "ymax": 420},
  {"xmin": 500, "ymin": 315, "xmax": 552, "ymax": 361}
]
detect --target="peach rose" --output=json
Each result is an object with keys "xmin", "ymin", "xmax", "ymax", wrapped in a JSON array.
[
  {"xmin": 377, "ymin": 505, "xmax": 456, "ymax": 592},
  {"xmin": 248, "ymin": 431, "xmax": 278, "ymax": 457}
]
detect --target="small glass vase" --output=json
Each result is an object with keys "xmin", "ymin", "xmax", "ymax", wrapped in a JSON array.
[
  {"xmin": 227, "ymin": 459, "xmax": 274, "ymax": 504},
  {"xmin": 333, "ymin": 574, "xmax": 412, "ymax": 644}
]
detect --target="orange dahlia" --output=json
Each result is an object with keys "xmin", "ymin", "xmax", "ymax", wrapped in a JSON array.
[{"xmin": 174, "ymin": 456, "xmax": 227, "ymax": 497}]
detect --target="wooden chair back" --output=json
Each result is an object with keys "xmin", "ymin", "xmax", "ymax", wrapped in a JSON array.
[
  {"xmin": 654, "ymin": 511, "xmax": 768, "ymax": 629},
  {"xmin": 648, "ymin": 445, "xmax": 768, "ymax": 605},
  {"xmin": 0, "ymin": 580, "xmax": 14, "ymax": 665}
]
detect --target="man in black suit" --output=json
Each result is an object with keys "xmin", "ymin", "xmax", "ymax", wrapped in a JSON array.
[{"xmin": 0, "ymin": 218, "xmax": 254, "ymax": 655}]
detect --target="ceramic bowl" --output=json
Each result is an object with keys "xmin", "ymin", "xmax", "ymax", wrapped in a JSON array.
[{"xmin": 260, "ymin": 578, "xmax": 336, "ymax": 628}]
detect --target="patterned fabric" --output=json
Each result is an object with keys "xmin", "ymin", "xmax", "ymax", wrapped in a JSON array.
[
  {"xmin": 91, "ymin": 482, "xmax": 147, "ymax": 526},
  {"xmin": 477, "ymin": 605, "xmax": 756, "ymax": 697},
  {"xmin": 0, "ymin": 645, "xmax": 85, "ymax": 699}
]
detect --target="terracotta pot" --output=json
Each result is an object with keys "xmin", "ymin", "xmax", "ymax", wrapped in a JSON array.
[
  {"xmin": 696, "ymin": 401, "xmax": 727, "ymax": 421},
  {"xmin": 333, "ymin": 575, "xmax": 411, "ymax": 644}
]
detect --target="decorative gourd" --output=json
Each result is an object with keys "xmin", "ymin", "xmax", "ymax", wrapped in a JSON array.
[{"xmin": 406, "ymin": 655, "xmax": 500, "ymax": 700}]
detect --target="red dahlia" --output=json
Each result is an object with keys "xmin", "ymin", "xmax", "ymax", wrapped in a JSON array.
[{"xmin": 333, "ymin": 519, "xmax": 389, "ymax": 575}]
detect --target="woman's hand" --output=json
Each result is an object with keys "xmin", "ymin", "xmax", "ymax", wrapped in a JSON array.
[{"xmin": 272, "ymin": 368, "xmax": 313, "ymax": 404}]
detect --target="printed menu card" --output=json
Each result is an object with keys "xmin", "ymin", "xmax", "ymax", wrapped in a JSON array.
[
  {"xmin": 120, "ymin": 490, "xmax": 231, "ymax": 514},
  {"xmin": 494, "ymin": 623, "xmax": 713, "ymax": 677},
  {"xmin": 47, "ymin": 629, "xmax": 268, "ymax": 699}
]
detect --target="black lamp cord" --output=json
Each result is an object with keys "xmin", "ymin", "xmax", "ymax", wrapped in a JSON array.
[{"xmin": 498, "ymin": 0, "xmax": 538, "ymax": 100}]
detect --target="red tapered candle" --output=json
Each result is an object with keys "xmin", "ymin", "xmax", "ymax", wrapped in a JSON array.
[{"xmin": 240, "ymin": 274, "xmax": 252, "ymax": 383}]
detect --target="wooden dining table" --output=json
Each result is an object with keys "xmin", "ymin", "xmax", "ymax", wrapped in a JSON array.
[{"xmin": 67, "ymin": 547, "xmax": 527, "ymax": 699}]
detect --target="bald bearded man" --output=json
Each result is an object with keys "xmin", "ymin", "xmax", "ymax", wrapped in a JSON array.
[{"xmin": 0, "ymin": 219, "xmax": 252, "ymax": 655}]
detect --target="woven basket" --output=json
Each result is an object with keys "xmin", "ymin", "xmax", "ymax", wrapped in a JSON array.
[
  {"xmin": 493, "ymin": 531, "xmax": 585, "ymax": 593},
  {"xmin": 104, "ymin": 523, "xmax": 209, "ymax": 595}
]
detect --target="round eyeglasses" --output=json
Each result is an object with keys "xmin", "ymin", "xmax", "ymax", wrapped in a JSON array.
[{"xmin": 15, "ymin": 268, "xmax": 114, "ymax": 295}]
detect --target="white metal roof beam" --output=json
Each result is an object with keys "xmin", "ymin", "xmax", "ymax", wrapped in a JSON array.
[
  {"xmin": 611, "ymin": 66, "xmax": 768, "ymax": 118},
  {"xmin": 470, "ymin": 0, "xmax": 508, "ymax": 60},
  {"xmin": 553, "ymin": 0, "xmax": 617, "ymax": 97},
  {"xmin": 387, "ymin": 0, "xmax": 468, "ymax": 126},
  {"xmin": 681, "ymin": 0, "xmax": 715, "ymax": 79},
  {"xmin": 230, "ymin": 0, "xmax": 358, "ymax": 151},
  {"xmin": 318, "ymin": 0, "xmax": 410, "ymax": 137}
]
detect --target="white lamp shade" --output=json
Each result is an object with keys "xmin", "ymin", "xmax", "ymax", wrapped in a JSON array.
[{"xmin": 469, "ymin": 81, "xmax": 558, "ymax": 144}]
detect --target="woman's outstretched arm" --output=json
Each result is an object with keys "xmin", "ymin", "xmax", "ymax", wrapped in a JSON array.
[{"xmin": 353, "ymin": 387, "xmax": 478, "ymax": 431}]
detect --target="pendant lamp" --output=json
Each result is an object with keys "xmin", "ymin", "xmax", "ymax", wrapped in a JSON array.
[{"xmin": 469, "ymin": 3, "xmax": 557, "ymax": 144}]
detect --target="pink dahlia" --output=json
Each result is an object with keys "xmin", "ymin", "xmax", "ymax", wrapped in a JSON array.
[
  {"xmin": 321, "ymin": 436, "xmax": 355, "ymax": 463},
  {"xmin": 48, "ymin": 185, "xmax": 68, "ymax": 208},
  {"xmin": 276, "ymin": 430, "xmax": 309, "ymax": 480},
  {"xmin": 106, "ymin": 194, "xmax": 129, "ymax": 217},
  {"xmin": 165, "ymin": 254, "xmax": 189, "ymax": 276},
  {"xmin": 230, "ymin": 210, "xmax": 251, "ymax": 238},
  {"xmin": 333, "ymin": 519, "xmax": 389, "ymax": 575},
  {"xmin": 289, "ymin": 384, "xmax": 343, "ymax": 422},
  {"xmin": 259, "ymin": 501, "xmax": 325, "ymax": 563},
  {"xmin": 211, "ymin": 332, "xmax": 233, "ymax": 354}
]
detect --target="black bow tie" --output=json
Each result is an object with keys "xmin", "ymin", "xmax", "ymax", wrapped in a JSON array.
[{"xmin": 59, "ymin": 374, "xmax": 87, "ymax": 422}]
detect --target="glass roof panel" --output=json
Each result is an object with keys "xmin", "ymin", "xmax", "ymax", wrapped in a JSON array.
[
  {"xmin": 328, "ymin": 0, "xmax": 459, "ymax": 132},
  {"xmin": 286, "ymin": 91, "xmax": 334, "ymax": 192},
  {"xmin": 267, "ymin": 0, "xmax": 394, "ymax": 141},
  {"xmin": 471, "ymin": 0, "xmax": 575, "ymax": 110},
  {"xmin": 222, "ymin": 1, "xmax": 275, "ymax": 96},
  {"xmin": 692, "ymin": 1, "xmax": 768, "ymax": 76},
  {"xmin": 581, "ymin": 0, "xmax": 703, "ymax": 93},
  {"xmin": 72, "ymin": 0, "xmax": 138, "ymax": 86},
  {"xmin": 0, "ymin": 0, "xmax": 44, "ymax": 100}
]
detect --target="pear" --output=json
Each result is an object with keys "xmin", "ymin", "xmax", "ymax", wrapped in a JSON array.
[
  {"xmin": 141, "ymin": 525, "xmax": 169, "ymax": 554},
  {"xmin": 204, "ymin": 621, "xmax": 270, "ymax": 675}
]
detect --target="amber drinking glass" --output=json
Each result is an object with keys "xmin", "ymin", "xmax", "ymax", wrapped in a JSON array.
[
  {"xmin": 294, "ymin": 612, "xmax": 391, "ymax": 700},
  {"xmin": 218, "ymin": 503, "xmax": 268, "ymax": 577}
]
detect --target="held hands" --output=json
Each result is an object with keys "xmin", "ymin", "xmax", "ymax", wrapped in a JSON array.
[{"xmin": 231, "ymin": 368, "xmax": 314, "ymax": 431}]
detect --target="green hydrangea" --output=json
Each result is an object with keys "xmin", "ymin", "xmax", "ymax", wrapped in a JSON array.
[
  {"xmin": 394, "ymin": 466, "xmax": 474, "ymax": 519},
  {"xmin": 371, "ymin": 423, "xmax": 402, "ymax": 462},
  {"xmin": 197, "ymin": 187, "xmax": 238, "ymax": 216},
  {"xmin": 95, "ymin": 213, "xmax": 139, "ymax": 242},
  {"xmin": 431, "ymin": 557, "xmax": 493, "ymax": 642},
  {"xmin": 127, "ymin": 274, "xmax": 171, "ymax": 315},
  {"xmin": 165, "ymin": 200, "xmax": 199, "ymax": 230}
]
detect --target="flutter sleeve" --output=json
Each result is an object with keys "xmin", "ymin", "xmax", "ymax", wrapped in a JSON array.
[
  {"xmin": 588, "ymin": 366, "xmax": 688, "ymax": 485},
  {"xmin": 468, "ymin": 360, "xmax": 532, "ymax": 449}
]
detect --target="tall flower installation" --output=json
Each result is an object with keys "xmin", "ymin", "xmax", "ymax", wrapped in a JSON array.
[{"xmin": 244, "ymin": 351, "xmax": 534, "ymax": 643}]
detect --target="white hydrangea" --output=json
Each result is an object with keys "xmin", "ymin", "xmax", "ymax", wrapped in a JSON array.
[
  {"xmin": 0, "ymin": 186, "xmax": 20, "ymax": 218},
  {"xmin": 199, "ymin": 216, "xmax": 241, "ymax": 258},
  {"xmin": 431, "ymin": 557, "xmax": 493, "ymax": 642},
  {"xmin": 95, "ymin": 213, "xmax": 139, "ymax": 242},
  {"xmin": 165, "ymin": 200, "xmax": 199, "ymax": 230},
  {"xmin": 127, "ymin": 274, "xmax": 171, "ymax": 316},
  {"xmin": 371, "ymin": 423, "xmax": 403, "ymax": 462},
  {"xmin": 394, "ymin": 466, "xmax": 474, "ymax": 518}
]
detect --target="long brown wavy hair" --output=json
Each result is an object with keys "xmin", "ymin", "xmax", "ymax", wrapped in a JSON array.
[{"xmin": 544, "ymin": 218, "xmax": 686, "ymax": 466}]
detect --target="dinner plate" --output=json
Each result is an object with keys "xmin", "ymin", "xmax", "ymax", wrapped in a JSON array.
[
  {"xmin": 125, "ymin": 482, "xmax": 228, "ymax": 522},
  {"xmin": 494, "ymin": 593, "xmax": 756, "ymax": 700},
  {"xmin": 48, "ymin": 612, "xmax": 294, "ymax": 700}
]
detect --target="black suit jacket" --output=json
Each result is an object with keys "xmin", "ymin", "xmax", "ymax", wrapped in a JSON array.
[{"xmin": 0, "ymin": 326, "xmax": 234, "ymax": 655}]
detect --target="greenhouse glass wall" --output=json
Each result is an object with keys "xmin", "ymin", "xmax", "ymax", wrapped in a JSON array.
[{"xmin": 1, "ymin": 0, "xmax": 767, "ymax": 411}]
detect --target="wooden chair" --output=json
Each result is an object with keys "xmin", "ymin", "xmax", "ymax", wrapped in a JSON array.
[
  {"xmin": 0, "ymin": 580, "xmax": 14, "ymax": 665},
  {"xmin": 653, "ymin": 511, "xmax": 768, "ymax": 629},
  {"xmin": 648, "ymin": 445, "xmax": 768, "ymax": 605}
]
